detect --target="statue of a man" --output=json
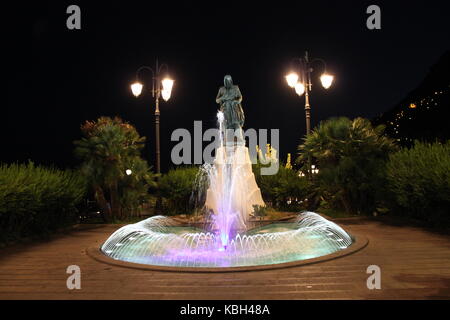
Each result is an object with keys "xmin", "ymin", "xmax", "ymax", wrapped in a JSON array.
[
  {"xmin": 216, "ymin": 75, "xmax": 245, "ymax": 129},
  {"xmin": 216, "ymin": 75, "xmax": 245, "ymax": 145}
]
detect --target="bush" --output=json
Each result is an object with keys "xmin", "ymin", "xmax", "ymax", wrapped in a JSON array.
[
  {"xmin": 297, "ymin": 117, "xmax": 397, "ymax": 214},
  {"xmin": 0, "ymin": 162, "xmax": 87, "ymax": 243},
  {"xmin": 386, "ymin": 141, "xmax": 450, "ymax": 226},
  {"xmin": 253, "ymin": 164, "xmax": 310, "ymax": 211},
  {"xmin": 158, "ymin": 166, "xmax": 199, "ymax": 215}
]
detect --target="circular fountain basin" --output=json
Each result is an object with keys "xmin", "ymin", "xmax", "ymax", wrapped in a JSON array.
[{"xmin": 89, "ymin": 212, "xmax": 368, "ymax": 271}]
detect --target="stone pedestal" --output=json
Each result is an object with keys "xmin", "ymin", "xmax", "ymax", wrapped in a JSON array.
[{"xmin": 205, "ymin": 145, "xmax": 265, "ymax": 230}]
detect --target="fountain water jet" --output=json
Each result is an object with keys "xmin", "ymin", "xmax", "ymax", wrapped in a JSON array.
[{"xmin": 203, "ymin": 110, "xmax": 265, "ymax": 249}]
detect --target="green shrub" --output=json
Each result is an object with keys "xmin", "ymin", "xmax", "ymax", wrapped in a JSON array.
[
  {"xmin": 252, "ymin": 205, "xmax": 280, "ymax": 219},
  {"xmin": 253, "ymin": 164, "xmax": 310, "ymax": 211},
  {"xmin": 297, "ymin": 117, "xmax": 397, "ymax": 214},
  {"xmin": 252, "ymin": 205, "xmax": 267, "ymax": 218},
  {"xmin": 158, "ymin": 166, "xmax": 199, "ymax": 215},
  {"xmin": 386, "ymin": 141, "xmax": 450, "ymax": 226},
  {"xmin": 0, "ymin": 162, "xmax": 87, "ymax": 243}
]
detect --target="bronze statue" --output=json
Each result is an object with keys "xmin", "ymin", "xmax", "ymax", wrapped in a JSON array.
[
  {"xmin": 216, "ymin": 75, "xmax": 245, "ymax": 146},
  {"xmin": 216, "ymin": 75, "xmax": 245, "ymax": 130}
]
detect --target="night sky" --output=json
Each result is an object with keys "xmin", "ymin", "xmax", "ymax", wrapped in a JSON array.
[{"xmin": 4, "ymin": 1, "xmax": 449, "ymax": 171}]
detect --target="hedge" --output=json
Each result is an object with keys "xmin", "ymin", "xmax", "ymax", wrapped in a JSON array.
[
  {"xmin": 158, "ymin": 166, "xmax": 199, "ymax": 216},
  {"xmin": 0, "ymin": 162, "xmax": 87, "ymax": 242},
  {"xmin": 386, "ymin": 141, "xmax": 450, "ymax": 226}
]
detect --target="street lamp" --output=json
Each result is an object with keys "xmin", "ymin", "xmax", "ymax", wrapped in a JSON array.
[
  {"xmin": 285, "ymin": 51, "xmax": 334, "ymax": 135},
  {"xmin": 285, "ymin": 73, "xmax": 299, "ymax": 88},
  {"xmin": 130, "ymin": 60, "xmax": 174, "ymax": 174}
]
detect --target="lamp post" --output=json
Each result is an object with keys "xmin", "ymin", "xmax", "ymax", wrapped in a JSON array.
[
  {"xmin": 285, "ymin": 51, "xmax": 334, "ymax": 135},
  {"xmin": 130, "ymin": 60, "xmax": 174, "ymax": 174}
]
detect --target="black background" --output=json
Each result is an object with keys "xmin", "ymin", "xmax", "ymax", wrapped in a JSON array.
[{"xmin": 3, "ymin": 1, "xmax": 449, "ymax": 171}]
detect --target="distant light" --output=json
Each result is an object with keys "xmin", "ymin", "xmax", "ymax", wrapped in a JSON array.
[
  {"xmin": 320, "ymin": 73, "xmax": 334, "ymax": 89},
  {"xmin": 409, "ymin": 103, "xmax": 416, "ymax": 109},
  {"xmin": 285, "ymin": 73, "xmax": 299, "ymax": 88},
  {"xmin": 161, "ymin": 78, "xmax": 174, "ymax": 101},
  {"xmin": 126, "ymin": 169, "xmax": 132, "ymax": 175},
  {"xmin": 131, "ymin": 82, "xmax": 143, "ymax": 97},
  {"xmin": 294, "ymin": 82, "xmax": 305, "ymax": 96}
]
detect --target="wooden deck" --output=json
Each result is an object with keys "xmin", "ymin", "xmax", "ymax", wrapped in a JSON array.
[{"xmin": 1, "ymin": 218, "xmax": 449, "ymax": 299}]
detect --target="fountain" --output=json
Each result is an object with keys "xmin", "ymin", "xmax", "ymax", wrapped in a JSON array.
[{"xmin": 98, "ymin": 75, "xmax": 357, "ymax": 270}]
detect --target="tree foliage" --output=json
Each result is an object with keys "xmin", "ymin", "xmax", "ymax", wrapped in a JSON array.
[
  {"xmin": 386, "ymin": 140, "xmax": 450, "ymax": 225},
  {"xmin": 74, "ymin": 116, "xmax": 156, "ymax": 220},
  {"xmin": 297, "ymin": 117, "xmax": 397, "ymax": 214}
]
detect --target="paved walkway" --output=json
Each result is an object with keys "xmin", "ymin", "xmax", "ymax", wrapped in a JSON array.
[{"xmin": 1, "ymin": 219, "xmax": 449, "ymax": 299}]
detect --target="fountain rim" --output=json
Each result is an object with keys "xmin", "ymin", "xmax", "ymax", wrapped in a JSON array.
[{"xmin": 86, "ymin": 233, "xmax": 368, "ymax": 273}]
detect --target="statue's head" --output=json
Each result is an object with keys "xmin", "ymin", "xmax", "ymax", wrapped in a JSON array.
[{"xmin": 224, "ymin": 75, "xmax": 233, "ymax": 88}]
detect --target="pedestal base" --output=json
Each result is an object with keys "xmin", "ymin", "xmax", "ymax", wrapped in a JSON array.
[{"xmin": 205, "ymin": 145, "xmax": 265, "ymax": 230}]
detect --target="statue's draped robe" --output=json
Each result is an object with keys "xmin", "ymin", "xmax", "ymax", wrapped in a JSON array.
[{"xmin": 216, "ymin": 84, "xmax": 245, "ymax": 130}]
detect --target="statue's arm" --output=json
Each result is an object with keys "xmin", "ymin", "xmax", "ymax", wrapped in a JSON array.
[
  {"xmin": 215, "ymin": 87, "xmax": 224, "ymax": 104},
  {"xmin": 235, "ymin": 86, "xmax": 243, "ymax": 103}
]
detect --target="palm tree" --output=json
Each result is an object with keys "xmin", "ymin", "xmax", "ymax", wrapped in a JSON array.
[
  {"xmin": 120, "ymin": 156, "xmax": 158, "ymax": 217},
  {"xmin": 74, "ymin": 117, "xmax": 153, "ymax": 221},
  {"xmin": 297, "ymin": 117, "xmax": 397, "ymax": 214}
]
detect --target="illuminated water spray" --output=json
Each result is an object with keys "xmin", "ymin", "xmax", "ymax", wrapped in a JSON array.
[
  {"xmin": 202, "ymin": 110, "xmax": 265, "ymax": 250},
  {"xmin": 101, "ymin": 212, "xmax": 353, "ymax": 267}
]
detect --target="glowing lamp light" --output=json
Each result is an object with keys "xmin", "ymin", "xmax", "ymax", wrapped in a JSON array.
[
  {"xmin": 126, "ymin": 169, "xmax": 132, "ymax": 176},
  {"xmin": 161, "ymin": 78, "xmax": 174, "ymax": 101},
  {"xmin": 131, "ymin": 82, "xmax": 143, "ymax": 97},
  {"xmin": 161, "ymin": 90, "xmax": 171, "ymax": 101},
  {"xmin": 285, "ymin": 73, "xmax": 299, "ymax": 88},
  {"xmin": 409, "ymin": 103, "xmax": 416, "ymax": 109},
  {"xmin": 294, "ymin": 82, "xmax": 305, "ymax": 96},
  {"xmin": 320, "ymin": 73, "xmax": 334, "ymax": 89}
]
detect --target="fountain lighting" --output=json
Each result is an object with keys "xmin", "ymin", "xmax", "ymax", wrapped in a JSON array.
[{"xmin": 101, "ymin": 212, "xmax": 353, "ymax": 268}]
